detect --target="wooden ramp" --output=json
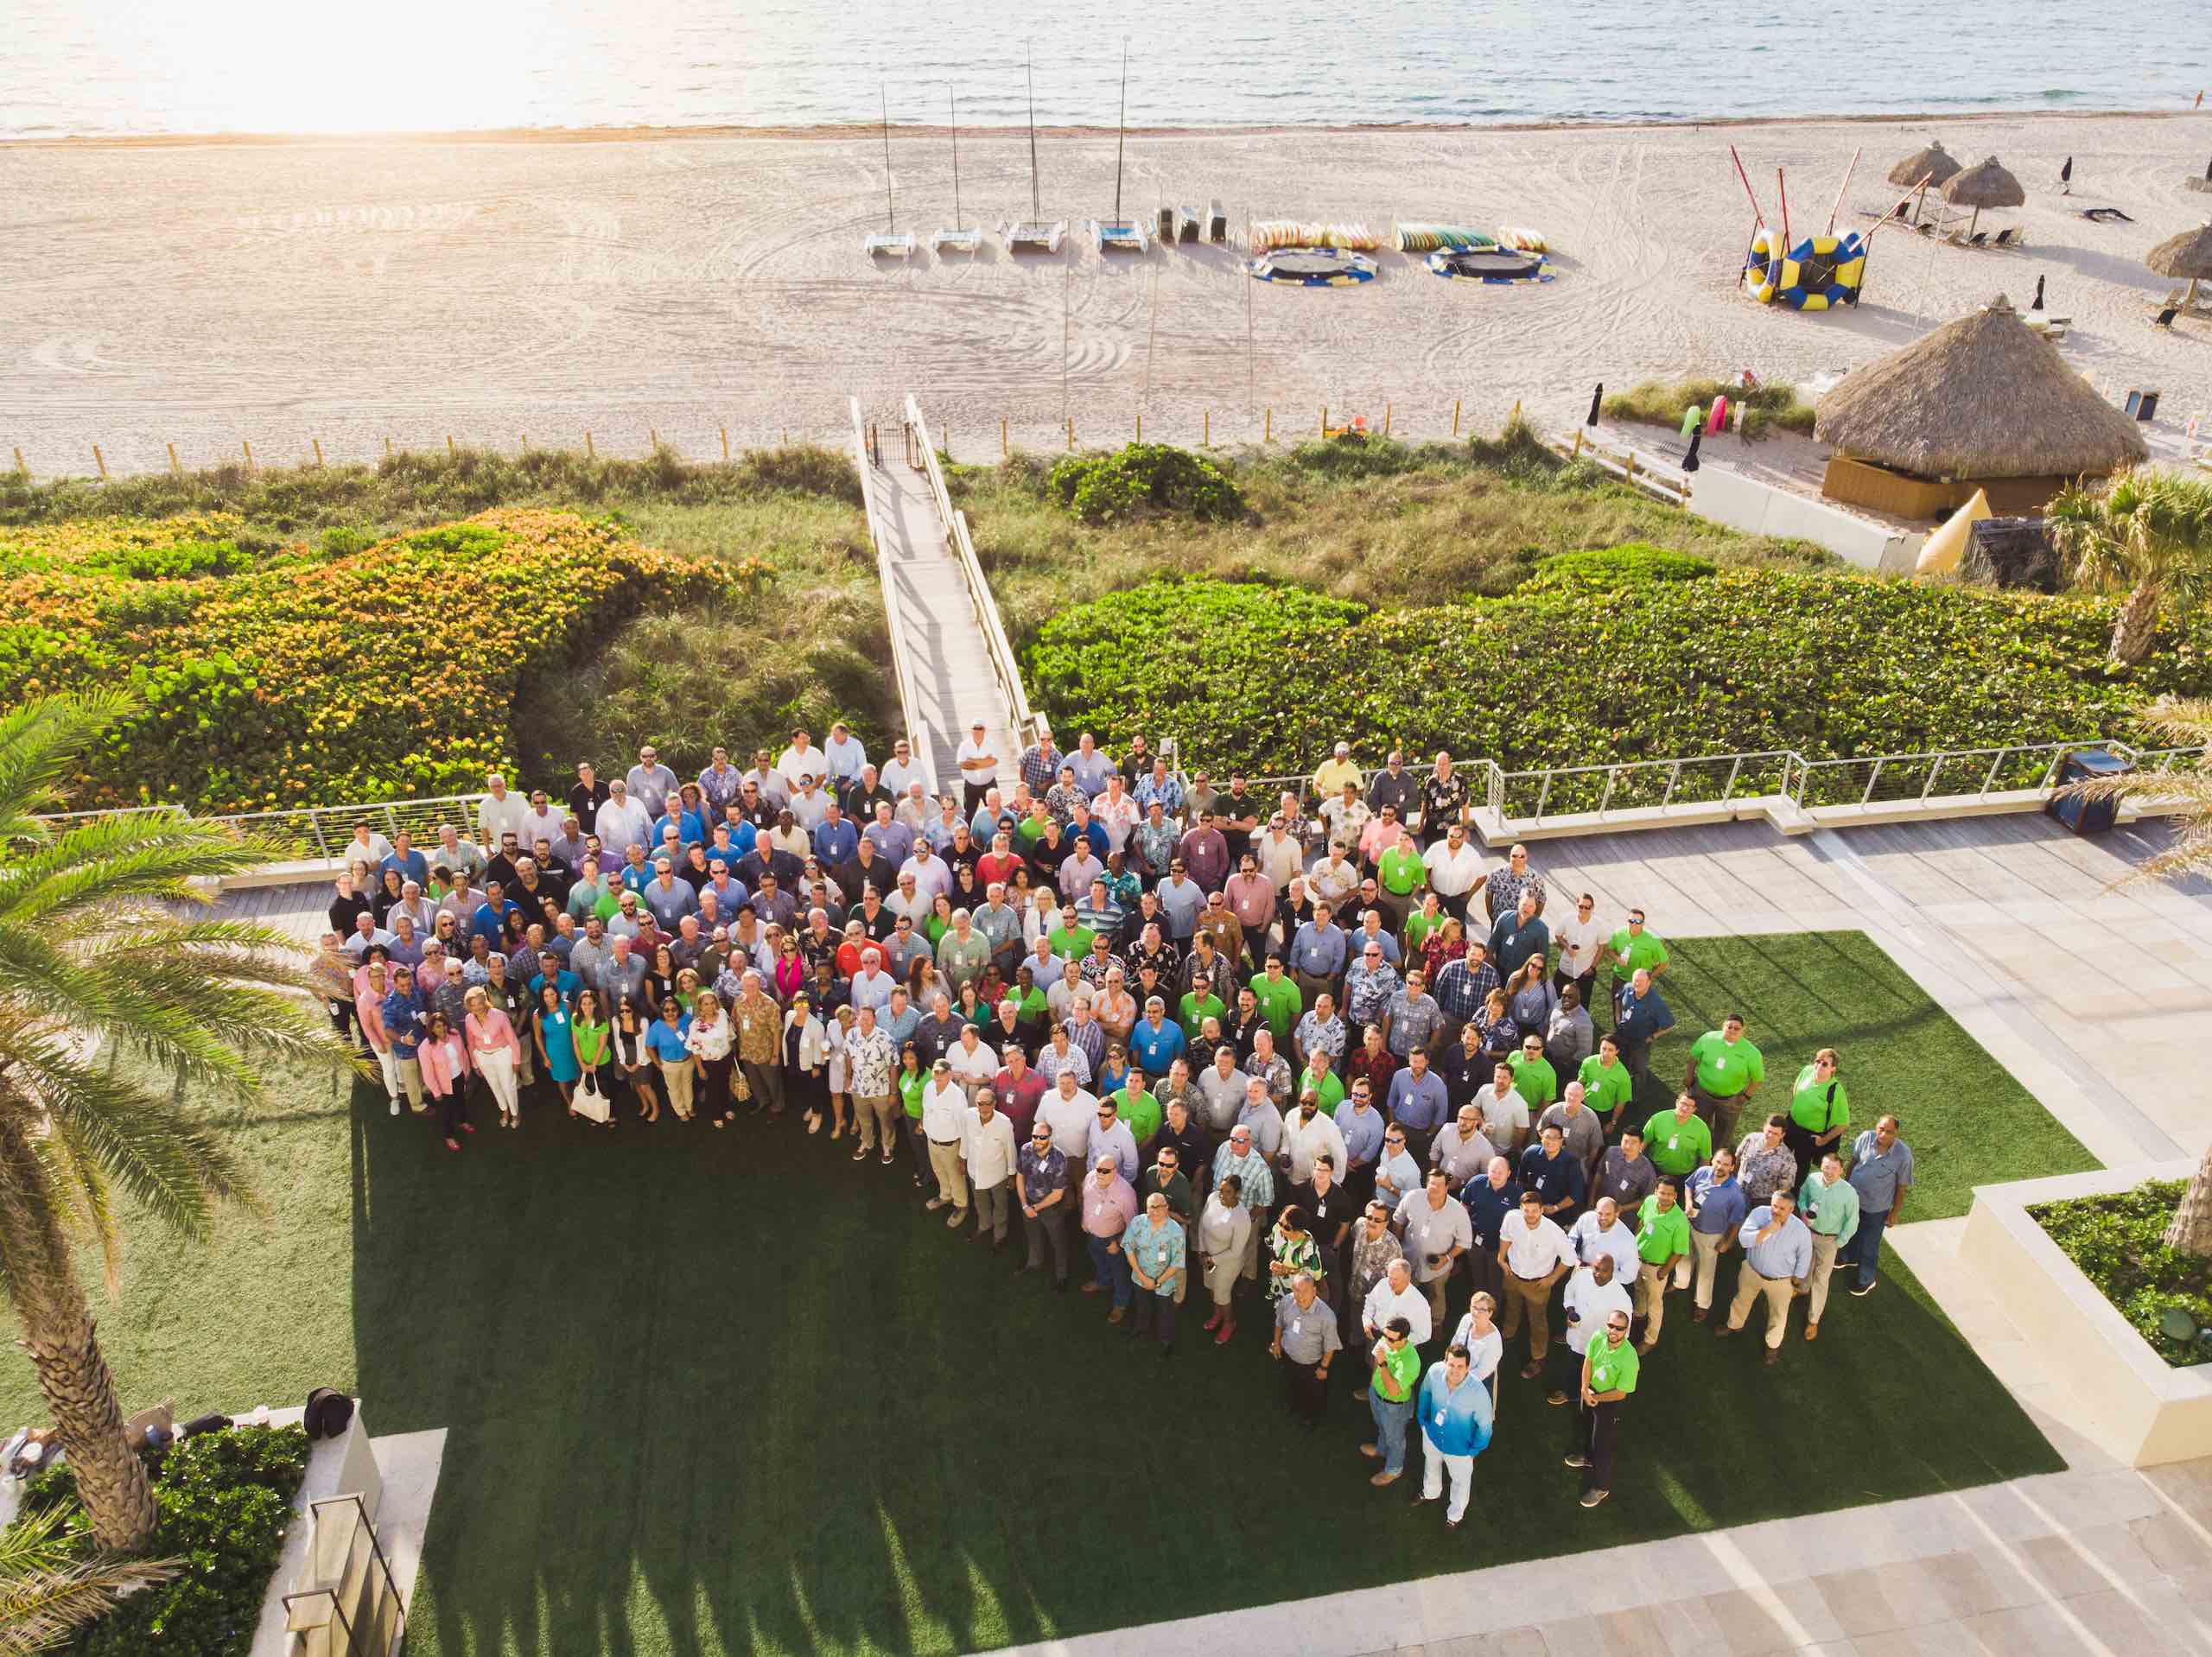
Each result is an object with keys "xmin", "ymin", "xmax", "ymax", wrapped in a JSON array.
[{"xmin": 849, "ymin": 396, "xmax": 1030, "ymax": 802}]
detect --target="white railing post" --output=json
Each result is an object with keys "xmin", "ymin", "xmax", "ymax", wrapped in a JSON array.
[
  {"xmin": 1980, "ymin": 747, "xmax": 2007, "ymax": 797},
  {"xmin": 1858, "ymin": 759, "xmax": 1884, "ymax": 807}
]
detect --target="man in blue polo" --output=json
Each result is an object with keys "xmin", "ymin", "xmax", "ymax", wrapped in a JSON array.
[
  {"xmin": 1414, "ymin": 1343, "xmax": 1494, "ymax": 1528},
  {"xmin": 1128, "ymin": 995, "xmax": 1187, "ymax": 1082},
  {"xmin": 1842, "ymin": 1114, "xmax": 1913, "ymax": 1296},
  {"xmin": 1384, "ymin": 1046, "xmax": 1451, "ymax": 1166},
  {"xmin": 1717, "ymin": 1186, "xmax": 1811, "ymax": 1364}
]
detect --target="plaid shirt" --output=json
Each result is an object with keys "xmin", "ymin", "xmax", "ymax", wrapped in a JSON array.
[
  {"xmin": 1020, "ymin": 745, "xmax": 1064, "ymax": 796},
  {"xmin": 1432, "ymin": 955, "xmax": 1498, "ymax": 1022}
]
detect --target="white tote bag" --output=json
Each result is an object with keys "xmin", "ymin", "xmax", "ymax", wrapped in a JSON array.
[{"xmin": 574, "ymin": 1071, "xmax": 612, "ymax": 1124}]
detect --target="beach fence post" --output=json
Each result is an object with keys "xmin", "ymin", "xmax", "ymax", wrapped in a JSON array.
[
  {"xmin": 1572, "ymin": 429, "xmax": 1585, "ymax": 457},
  {"xmin": 168, "ymin": 442, "xmax": 181, "ymax": 476},
  {"xmin": 1066, "ymin": 417, "xmax": 1074, "ymax": 452},
  {"xmin": 384, "ymin": 436, "xmax": 393, "ymax": 460},
  {"xmin": 11, "ymin": 448, "xmax": 23, "ymax": 479},
  {"xmin": 1135, "ymin": 414, "xmax": 1142, "ymax": 443},
  {"xmin": 721, "ymin": 427, "xmax": 730, "ymax": 461},
  {"xmin": 312, "ymin": 438, "xmax": 324, "ymax": 467},
  {"xmin": 1001, "ymin": 417, "xmax": 1009, "ymax": 460},
  {"xmin": 92, "ymin": 445, "xmax": 105, "ymax": 480},
  {"xmin": 1453, "ymin": 399, "xmax": 1461, "ymax": 436},
  {"xmin": 1320, "ymin": 405, "xmax": 1326, "ymax": 438},
  {"xmin": 446, "ymin": 435, "xmax": 455, "ymax": 458},
  {"xmin": 1264, "ymin": 408, "xmax": 1272, "ymax": 444},
  {"xmin": 1203, "ymin": 410, "xmax": 1210, "ymax": 447},
  {"xmin": 650, "ymin": 428, "xmax": 660, "ymax": 451},
  {"xmin": 1383, "ymin": 403, "xmax": 1392, "ymax": 438},
  {"xmin": 1510, "ymin": 399, "xmax": 1522, "ymax": 428},
  {"xmin": 586, "ymin": 431, "xmax": 595, "ymax": 459},
  {"xmin": 243, "ymin": 441, "xmax": 254, "ymax": 472}
]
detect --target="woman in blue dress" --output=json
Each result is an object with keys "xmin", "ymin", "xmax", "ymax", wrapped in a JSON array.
[{"xmin": 533, "ymin": 981, "xmax": 580, "ymax": 1115}]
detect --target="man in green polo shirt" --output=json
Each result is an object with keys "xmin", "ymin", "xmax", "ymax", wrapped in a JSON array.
[
  {"xmin": 1120, "ymin": 1076, "xmax": 1164, "ymax": 1149},
  {"xmin": 1046, "ymin": 914, "xmax": 1095, "ymax": 962},
  {"xmin": 1605, "ymin": 910, "xmax": 1669, "ymax": 1016},
  {"xmin": 1179, "ymin": 985, "xmax": 1226, "ymax": 1043},
  {"xmin": 1249, "ymin": 955, "xmax": 1304, "ymax": 1045},
  {"xmin": 1569, "ymin": 1308, "xmax": 1639, "ymax": 1508},
  {"xmin": 1642, "ymin": 1093, "xmax": 1713, "ymax": 1183},
  {"xmin": 1631, "ymin": 1182, "xmax": 1691, "ymax": 1352},
  {"xmin": 1508, "ymin": 1035, "xmax": 1558, "ymax": 1115},
  {"xmin": 1376, "ymin": 824, "xmax": 1426, "ymax": 926},
  {"xmin": 1580, "ymin": 1035, "xmax": 1636, "ymax": 1131},
  {"xmin": 1685, "ymin": 1013, "xmax": 1764, "ymax": 1147},
  {"xmin": 1298, "ymin": 1052, "xmax": 1347, "ymax": 1115}
]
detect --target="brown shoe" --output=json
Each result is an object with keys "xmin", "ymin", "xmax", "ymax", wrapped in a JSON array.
[
  {"xmin": 1763, "ymin": 1347, "xmax": 1780, "ymax": 1366},
  {"xmin": 1519, "ymin": 1362, "xmax": 1543, "ymax": 1380},
  {"xmin": 1108, "ymin": 1307, "xmax": 1127, "ymax": 1324},
  {"xmin": 1360, "ymin": 1443, "xmax": 1382, "ymax": 1459},
  {"xmin": 1692, "ymin": 1307, "xmax": 1709, "ymax": 1324},
  {"xmin": 1806, "ymin": 1322, "xmax": 1820, "ymax": 1341},
  {"xmin": 1370, "ymin": 1470, "xmax": 1401, "ymax": 1487}
]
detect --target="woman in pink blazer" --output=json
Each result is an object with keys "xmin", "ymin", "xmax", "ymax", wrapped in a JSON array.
[
  {"xmin": 416, "ymin": 1011, "xmax": 477, "ymax": 1152},
  {"xmin": 464, "ymin": 986, "xmax": 525, "ymax": 1128}
]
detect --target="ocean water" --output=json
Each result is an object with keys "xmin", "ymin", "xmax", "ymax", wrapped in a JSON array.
[{"xmin": 3, "ymin": 0, "xmax": 2203, "ymax": 138}]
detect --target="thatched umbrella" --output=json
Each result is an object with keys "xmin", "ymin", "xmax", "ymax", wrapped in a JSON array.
[
  {"xmin": 1889, "ymin": 140, "xmax": 1961, "ymax": 188},
  {"xmin": 1815, "ymin": 294, "xmax": 2148, "ymax": 481},
  {"xmin": 2146, "ymin": 221, "xmax": 2212, "ymax": 312},
  {"xmin": 1942, "ymin": 156, "xmax": 2025, "ymax": 238}
]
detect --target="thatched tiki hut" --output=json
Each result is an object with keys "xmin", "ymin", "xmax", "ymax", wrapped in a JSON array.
[
  {"xmin": 1942, "ymin": 156, "xmax": 2025, "ymax": 238},
  {"xmin": 2146, "ymin": 221, "xmax": 2212, "ymax": 311},
  {"xmin": 1815, "ymin": 295, "xmax": 2148, "ymax": 517},
  {"xmin": 1888, "ymin": 141, "xmax": 1961, "ymax": 188}
]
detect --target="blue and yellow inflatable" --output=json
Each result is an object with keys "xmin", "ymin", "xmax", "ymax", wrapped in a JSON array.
[{"xmin": 1742, "ymin": 229, "xmax": 1866, "ymax": 309}]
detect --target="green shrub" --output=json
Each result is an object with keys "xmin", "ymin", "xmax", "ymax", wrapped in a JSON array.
[
  {"xmin": 2031, "ymin": 1181, "xmax": 2212, "ymax": 1367},
  {"xmin": 15, "ymin": 1424, "xmax": 311, "ymax": 1655},
  {"xmin": 1603, "ymin": 377, "xmax": 1819, "ymax": 442},
  {"xmin": 1278, "ymin": 435, "xmax": 1468, "ymax": 482},
  {"xmin": 1533, "ymin": 543, "xmax": 1717, "ymax": 588},
  {"xmin": 1046, "ymin": 444, "xmax": 1245, "ymax": 525},
  {"xmin": 1026, "ymin": 569, "xmax": 2208, "ymax": 797}
]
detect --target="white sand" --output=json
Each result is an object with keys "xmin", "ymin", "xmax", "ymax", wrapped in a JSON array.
[{"xmin": 0, "ymin": 111, "xmax": 2208, "ymax": 479}]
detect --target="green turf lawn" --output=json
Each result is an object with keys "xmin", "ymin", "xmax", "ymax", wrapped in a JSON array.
[{"xmin": 0, "ymin": 932, "xmax": 2081, "ymax": 1656}]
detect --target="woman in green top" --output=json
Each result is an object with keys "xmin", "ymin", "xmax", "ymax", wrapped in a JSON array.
[
  {"xmin": 896, "ymin": 1042, "xmax": 931, "ymax": 1190},
  {"xmin": 1784, "ymin": 1048, "xmax": 1849, "ymax": 1186},
  {"xmin": 1401, "ymin": 893, "xmax": 1446, "ymax": 962},
  {"xmin": 955, "ymin": 981, "xmax": 990, "ymax": 1032},
  {"xmin": 1268, "ymin": 1205, "xmax": 1327, "ymax": 1291},
  {"xmin": 570, "ymin": 988, "xmax": 612, "ymax": 1124},
  {"xmin": 925, "ymin": 893, "xmax": 955, "ymax": 948}
]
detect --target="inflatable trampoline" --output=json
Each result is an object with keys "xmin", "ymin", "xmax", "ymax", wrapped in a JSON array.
[
  {"xmin": 1247, "ymin": 246, "xmax": 1379, "ymax": 286},
  {"xmin": 1742, "ymin": 228, "xmax": 1866, "ymax": 309},
  {"xmin": 1426, "ymin": 246, "xmax": 1553, "ymax": 284}
]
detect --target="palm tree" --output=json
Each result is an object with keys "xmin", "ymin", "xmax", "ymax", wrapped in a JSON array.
[
  {"xmin": 0, "ymin": 691, "xmax": 359, "ymax": 1551},
  {"xmin": 0, "ymin": 1501, "xmax": 177, "ymax": 1656},
  {"xmin": 2062, "ymin": 694, "xmax": 2212, "ymax": 1256},
  {"xmin": 2047, "ymin": 467, "xmax": 2212, "ymax": 665}
]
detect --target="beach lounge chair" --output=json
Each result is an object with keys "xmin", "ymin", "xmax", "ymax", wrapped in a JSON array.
[
  {"xmin": 1994, "ymin": 227, "xmax": 2023, "ymax": 247},
  {"xmin": 2153, "ymin": 307, "xmax": 2180, "ymax": 330},
  {"xmin": 1967, "ymin": 232, "xmax": 1989, "ymax": 248},
  {"xmin": 1207, "ymin": 200, "xmax": 1228, "ymax": 243}
]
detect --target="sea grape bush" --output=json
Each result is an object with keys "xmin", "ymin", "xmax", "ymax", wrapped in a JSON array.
[
  {"xmin": 1027, "ymin": 570, "xmax": 2212, "ymax": 784},
  {"xmin": 0, "ymin": 509, "xmax": 734, "ymax": 810},
  {"xmin": 1046, "ymin": 443, "xmax": 1246, "ymax": 525}
]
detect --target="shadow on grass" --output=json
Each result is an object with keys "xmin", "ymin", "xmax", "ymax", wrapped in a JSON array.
[{"xmin": 346, "ymin": 1051, "xmax": 2061, "ymax": 1657}]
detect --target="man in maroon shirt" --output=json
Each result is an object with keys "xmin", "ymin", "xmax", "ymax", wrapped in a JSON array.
[{"xmin": 992, "ymin": 1045, "xmax": 1048, "ymax": 1143}]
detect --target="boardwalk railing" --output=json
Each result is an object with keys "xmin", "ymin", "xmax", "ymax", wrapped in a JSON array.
[
  {"xmin": 905, "ymin": 393, "xmax": 1035, "ymax": 748},
  {"xmin": 850, "ymin": 395, "xmax": 938, "ymax": 798}
]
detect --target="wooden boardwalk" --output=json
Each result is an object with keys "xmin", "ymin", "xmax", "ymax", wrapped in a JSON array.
[{"xmin": 863, "ymin": 444, "xmax": 1019, "ymax": 798}]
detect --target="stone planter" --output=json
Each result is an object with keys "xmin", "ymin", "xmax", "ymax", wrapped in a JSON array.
[{"xmin": 1959, "ymin": 1160, "xmax": 2212, "ymax": 1466}]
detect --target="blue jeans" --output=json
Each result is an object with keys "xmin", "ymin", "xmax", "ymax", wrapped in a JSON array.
[
  {"xmin": 1370, "ymin": 1389, "xmax": 1415, "ymax": 1476},
  {"xmin": 1087, "ymin": 1234, "xmax": 1134, "ymax": 1308},
  {"xmin": 1845, "ymin": 1208, "xmax": 1890, "ymax": 1286}
]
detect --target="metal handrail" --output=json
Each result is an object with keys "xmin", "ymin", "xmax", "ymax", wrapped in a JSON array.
[
  {"xmin": 904, "ymin": 394, "xmax": 1035, "ymax": 745},
  {"xmin": 850, "ymin": 395, "xmax": 938, "ymax": 798}
]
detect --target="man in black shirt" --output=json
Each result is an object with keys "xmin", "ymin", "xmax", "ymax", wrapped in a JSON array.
[
  {"xmin": 327, "ymin": 873, "xmax": 373, "ymax": 937},
  {"xmin": 567, "ymin": 762, "xmax": 610, "ymax": 834},
  {"xmin": 840, "ymin": 765, "xmax": 894, "ymax": 827},
  {"xmin": 1366, "ymin": 750, "xmax": 1421, "ymax": 826}
]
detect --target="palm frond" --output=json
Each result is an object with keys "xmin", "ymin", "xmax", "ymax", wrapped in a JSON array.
[
  {"xmin": 0, "ymin": 692, "xmax": 140, "ymax": 846},
  {"xmin": 0, "ymin": 818, "xmax": 280, "ymax": 930},
  {"xmin": 0, "ymin": 1501, "xmax": 179, "ymax": 1657},
  {"xmin": 29, "ymin": 1122, "xmax": 122, "ymax": 1292}
]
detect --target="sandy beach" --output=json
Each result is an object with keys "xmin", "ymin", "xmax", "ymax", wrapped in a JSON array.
[{"xmin": 2, "ymin": 110, "xmax": 2208, "ymax": 478}]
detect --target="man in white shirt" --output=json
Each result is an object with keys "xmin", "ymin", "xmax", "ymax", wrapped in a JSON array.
[
  {"xmin": 879, "ymin": 739, "xmax": 925, "ymax": 802},
  {"xmin": 1359, "ymin": 1257, "xmax": 1434, "ymax": 1398},
  {"xmin": 1394, "ymin": 1170, "xmax": 1474, "ymax": 1325},
  {"xmin": 1552, "ymin": 1253, "xmax": 1634, "ymax": 1405},
  {"xmin": 1281, "ymin": 1092, "xmax": 1349, "ymax": 1186},
  {"xmin": 1554, "ymin": 891, "xmax": 1607, "ymax": 1012},
  {"xmin": 962, "ymin": 1086, "xmax": 1020, "ymax": 1248},
  {"xmin": 1094, "ymin": 775, "xmax": 1140, "ymax": 856},
  {"xmin": 1499, "ymin": 1190, "xmax": 1575, "ymax": 1379},
  {"xmin": 775, "ymin": 729, "xmax": 823, "ymax": 794},
  {"xmin": 787, "ymin": 777, "xmax": 831, "ymax": 833},
  {"xmin": 1421, "ymin": 823, "xmax": 1484, "ymax": 924},
  {"xmin": 901, "ymin": 844, "xmax": 953, "ymax": 907},
  {"xmin": 345, "ymin": 822, "xmax": 395, "ymax": 878},
  {"xmin": 920, "ymin": 1058, "xmax": 973, "ymax": 1224},
  {"xmin": 1195, "ymin": 1045, "xmax": 1249, "ymax": 1134},
  {"xmin": 945, "ymin": 1025, "xmax": 999, "ymax": 1100},
  {"xmin": 1568, "ymin": 1196, "xmax": 1641, "ymax": 1284},
  {"xmin": 478, "ymin": 773, "xmax": 531, "ymax": 852},
  {"xmin": 955, "ymin": 719, "xmax": 1000, "ymax": 813},
  {"xmin": 1036, "ymin": 1070, "xmax": 1098, "ymax": 1169},
  {"xmin": 1474, "ymin": 1069, "xmax": 1532, "ymax": 1157},
  {"xmin": 823, "ymin": 721, "xmax": 868, "ymax": 786},
  {"xmin": 594, "ymin": 781, "xmax": 652, "ymax": 857},
  {"xmin": 518, "ymin": 790, "xmax": 563, "ymax": 853},
  {"xmin": 1256, "ymin": 816, "xmax": 1306, "ymax": 894}
]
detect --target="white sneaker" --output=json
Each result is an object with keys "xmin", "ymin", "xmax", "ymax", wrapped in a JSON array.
[{"xmin": 389, "ymin": 1099, "xmax": 401, "ymax": 1116}]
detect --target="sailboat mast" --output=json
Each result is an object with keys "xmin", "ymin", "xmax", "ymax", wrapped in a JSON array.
[
  {"xmin": 1113, "ymin": 42, "xmax": 1128, "ymax": 225},
  {"xmin": 1026, "ymin": 47, "xmax": 1040, "ymax": 220},
  {"xmin": 880, "ymin": 86, "xmax": 894, "ymax": 232},
  {"xmin": 949, "ymin": 87, "xmax": 962, "ymax": 225}
]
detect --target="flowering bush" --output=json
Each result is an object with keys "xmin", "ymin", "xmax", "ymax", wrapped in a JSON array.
[{"xmin": 0, "ymin": 510, "xmax": 734, "ymax": 810}]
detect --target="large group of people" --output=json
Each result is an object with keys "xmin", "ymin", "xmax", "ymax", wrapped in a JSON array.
[{"xmin": 316, "ymin": 721, "xmax": 1917, "ymax": 1514}]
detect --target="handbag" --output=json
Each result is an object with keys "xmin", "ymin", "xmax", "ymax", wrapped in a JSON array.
[{"xmin": 574, "ymin": 1070, "xmax": 612, "ymax": 1124}]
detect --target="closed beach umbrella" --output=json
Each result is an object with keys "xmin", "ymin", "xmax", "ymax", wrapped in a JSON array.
[
  {"xmin": 1587, "ymin": 383, "xmax": 1604, "ymax": 427},
  {"xmin": 2145, "ymin": 221, "xmax": 2212, "ymax": 312},
  {"xmin": 1942, "ymin": 156, "xmax": 2026, "ymax": 238},
  {"xmin": 1888, "ymin": 141, "xmax": 1961, "ymax": 188},
  {"xmin": 2032, "ymin": 274, "xmax": 2045, "ymax": 311},
  {"xmin": 1682, "ymin": 427, "xmax": 1703, "ymax": 473}
]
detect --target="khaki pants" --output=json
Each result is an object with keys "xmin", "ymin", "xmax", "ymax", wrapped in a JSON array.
[
  {"xmin": 1727, "ymin": 1267, "xmax": 1796, "ymax": 1349},
  {"xmin": 395, "ymin": 1055, "xmax": 424, "ymax": 1110},
  {"xmin": 928, "ymin": 1139, "xmax": 969, "ymax": 1212},
  {"xmin": 1203, "ymin": 1249, "xmax": 1242, "ymax": 1308},
  {"xmin": 974, "ymin": 1178, "xmax": 1012, "ymax": 1241},
  {"xmin": 1240, "ymin": 1205, "xmax": 1271, "ymax": 1282},
  {"xmin": 1637, "ymin": 1260, "xmax": 1672, "ymax": 1343},
  {"xmin": 1502, "ymin": 1272, "xmax": 1554, "ymax": 1360},
  {"xmin": 660, "ymin": 1057, "xmax": 696, "ymax": 1119},
  {"xmin": 1688, "ymin": 1228, "xmax": 1725, "ymax": 1309},
  {"xmin": 855, "ymin": 1093, "xmax": 899, "ymax": 1153},
  {"xmin": 1805, "ymin": 1232, "xmax": 1841, "ymax": 1324}
]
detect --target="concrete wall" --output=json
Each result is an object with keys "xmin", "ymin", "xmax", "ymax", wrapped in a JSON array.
[{"xmin": 1692, "ymin": 464, "xmax": 1925, "ymax": 572}]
